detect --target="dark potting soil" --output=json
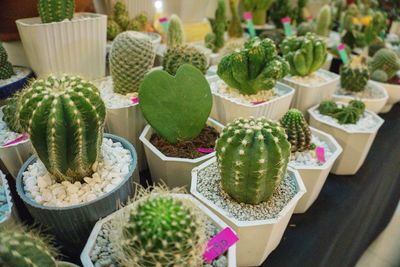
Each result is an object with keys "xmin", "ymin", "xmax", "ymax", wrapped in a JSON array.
[{"xmin": 150, "ymin": 126, "xmax": 219, "ymax": 159}]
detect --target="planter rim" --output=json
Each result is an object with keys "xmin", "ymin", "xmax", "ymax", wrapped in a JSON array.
[
  {"xmin": 139, "ymin": 117, "xmax": 224, "ymax": 164},
  {"xmin": 0, "ymin": 171, "xmax": 13, "ymax": 224},
  {"xmin": 288, "ymin": 127, "xmax": 343, "ymax": 171},
  {"xmin": 191, "ymin": 157, "xmax": 306, "ymax": 227},
  {"xmin": 0, "ymin": 106, "xmax": 30, "ymax": 148},
  {"xmin": 283, "ymin": 69, "xmax": 339, "ymax": 88},
  {"xmin": 308, "ymin": 102, "xmax": 385, "ymax": 134},
  {"xmin": 0, "ymin": 66, "xmax": 33, "ymax": 87},
  {"xmin": 15, "ymin": 133, "xmax": 137, "ymax": 211},
  {"xmin": 333, "ymin": 80, "xmax": 389, "ymax": 103},
  {"xmin": 373, "ymin": 80, "xmax": 400, "ymax": 88},
  {"xmin": 16, "ymin": 13, "xmax": 107, "ymax": 27}
]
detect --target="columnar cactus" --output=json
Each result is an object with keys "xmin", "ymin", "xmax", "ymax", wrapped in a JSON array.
[
  {"xmin": 369, "ymin": 48, "xmax": 400, "ymax": 83},
  {"xmin": 114, "ymin": 1, "xmax": 130, "ymax": 30},
  {"xmin": 215, "ymin": 117, "xmax": 291, "ymax": 204},
  {"xmin": 167, "ymin": 15, "xmax": 185, "ymax": 48},
  {"xmin": 228, "ymin": 0, "xmax": 243, "ymax": 38},
  {"xmin": 280, "ymin": 109, "xmax": 312, "ymax": 152},
  {"xmin": 280, "ymin": 33, "xmax": 328, "ymax": 77},
  {"xmin": 318, "ymin": 100, "xmax": 339, "ymax": 115},
  {"xmin": 205, "ymin": 0, "xmax": 226, "ymax": 53},
  {"xmin": 0, "ymin": 43, "xmax": 14, "ymax": 80},
  {"xmin": 38, "ymin": 0, "xmax": 74, "ymax": 23},
  {"xmin": 110, "ymin": 31, "xmax": 155, "ymax": 94},
  {"xmin": 17, "ymin": 75, "xmax": 106, "ymax": 183},
  {"xmin": 316, "ymin": 5, "xmax": 331, "ymax": 37},
  {"xmin": 243, "ymin": 0, "xmax": 273, "ymax": 25},
  {"xmin": 218, "ymin": 37, "xmax": 290, "ymax": 95},
  {"xmin": 163, "ymin": 45, "xmax": 208, "ymax": 76},
  {"xmin": 340, "ymin": 64, "xmax": 370, "ymax": 92},
  {"xmin": 107, "ymin": 18, "xmax": 122, "ymax": 41}
]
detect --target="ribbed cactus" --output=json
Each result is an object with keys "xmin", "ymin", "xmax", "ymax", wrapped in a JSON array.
[
  {"xmin": 340, "ymin": 64, "xmax": 370, "ymax": 92},
  {"xmin": 205, "ymin": 0, "xmax": 226, "ymax": 53},
  {"xmin": 215, "ymin": 117, "xmax": 291, "ymax": 204},
  {"xmin": 218, "ymin": 37, "xmax": 290, "ymax": 95},
  {"xmin": 333, "ymin": 106, "xmax": 361, "ymax": 124},
  {"xmin": 167, "ymin": 14, "xmax": 185, "ymax": 48},
  {"xmin": 163, "ymin": 45, "xmax": 208, "ymax": 76},
  {"xmin": 280, "ymin": 33, "xmax": 328, "ymax": 77},
  {"xmin": 280, "ymin": 109, "xmax": 312, "ymax": 152},
  {"xmin": 369, "ymin": 48, "xmax": 400, "ymax": 83},
  {"xmin": 318, "ymin": 100, "xmax": 339, "ymax": 116},
  {"xmin": 349, "ymin": 99, "xmax": 366, "ymax": 114},
  {"xmin": 38, "ymin": 0, "xmax": 74, "ymax": 23},
  {"xmin": 107, "ymin": 18, "xmax": 122, "ymax": 41},
  {"xmin": 114, "ymin": 1, "xmax": 130, "ymax": 30},
  {"xmin": 316, "ymin": 5, "xmax": 331, "ymax": 37},
  {"xmin": 3, "ymin": 94, "xmax": 23, "ymax": 133},
  {"xmin": 228, "ymin": 0, "xmax": 243, "ymax": 38},
  {"xmin": 17, "ymin": 75, "xmax": 106, "ymax": 183},
  {"xmin": 110, "ymin": 31, "xmax": 155, "ymax": 94},
  {"xmin": 297, "ymin": 22, "xmax": 316, "ymax": 36},
  {"xmin": 0, "ymin": 43, "xmax": 14, "ymax": 80},
  {"xmin": 243, "ymin": 0, "xmax": 273, "ymax": 26}
]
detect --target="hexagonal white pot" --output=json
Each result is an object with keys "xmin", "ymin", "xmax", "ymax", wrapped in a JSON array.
[
  {"xmin": 80, "ymin": 193, "xmax": 237, "ymax": 267},
  {"xmin": 373, "ymin": 81, "xmax": 400, "ymax": 113},
  {"xmin": 139, "ymin": 118, "xmax": 224, "ymax": 190},
  {"xmin": 290, "ymin": 127, "xmax": 343, "ymax": 214},
  {"xmin": 332, "ymin": 81, "xmax": 389, "ymax": 113},
  {"xmin": 308, "ymin": 105, "xmax": 384, "ymax": 175},
  {"xmin": 191, "ymin": 158, "xmax": 306, "ymax": 267}
]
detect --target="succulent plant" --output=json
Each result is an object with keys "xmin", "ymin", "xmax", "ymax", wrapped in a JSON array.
[
  {"xmin": 369, "ymin": 48, "xmax": 400, "ymax": 83},
  {"xmin": 205, "ymin": 0, "xmax": 226, "ymax": 53},
  {"xmin": 280, "ymin": 109, "xmax": 312, "ymax": 152},
  {"xmin": 110, "ymin": 31, "xmax": 155, "ymax": 94},
  {"xmin": 163, "ymin": 45, "xmax": 208, "ymax": 76},
  {"xmin": 215, "ymin": 117, "xmax": 291, "ymax": 204},
  {"xmin": 349, "ymin": 99, "xmax": 366, "ymax": 114},
  {"xmin": 340, "ymin": 64, "xmax": 370, "ymax": 92},
  {"xmin": 113, "ymin": 1, "xmax": 130, "ymax": 30},
  {"xmin": 17, "ymin": 75, "xmax": 106, "ymax": 183},
  {"xmin": 296, "ymin": 22, "xmax": 316, "ymax": 36},
  {"xmin": 38, "ymin": 0, "xmax": 74, "ymax": 23},
  {"xmin": 333, "ymin": 106, "xmax": 361, "ymax": 124},
  {"xmin": 368, "ymin": 39, "xmax": 386, "ymax": 57},
  {"xmin": 318, "ymin": 100, "xmax": 339, "ymax": 116},
  {"xmin": 243, "ymin": 0, "xmax": 273, "ymax": 26},
  {"xmin": 270, "ymin": 0, "xmax": 293, "ymax": 29},
  {"xmin": 126, "ymin": 13, "xmax": 148, "ymax": 32},
  {"xmin": 228, "ymin": 0, "xmax": 243, "ymax": 38},
  {"xmin": 315, "ymin": 5, "xmax": 331, "ymax": 37},
  {"xmin": 218, "ymin": 37, "xmax": 290, "ymax": 95},
  {"xmin": 107, "ymin": 18, "xmax": 122, "ymax": 41},
  {"xmin": 2, "ymin": 94, "xmax": 23, "ymax": 133},
  {"xmin": 0, "ymin": 43, "xmax": 14, "ymax": 80},
  {"xmin": 318, "ymin": 100, "xmax": 364, "ymax": 124},
  {"xmin": 280, "ymin": 32, "xmax": 328, "ymax": 77},
  {"xmin": 167, "ymin": 14, "xmax": 185, "ymax": 48}
]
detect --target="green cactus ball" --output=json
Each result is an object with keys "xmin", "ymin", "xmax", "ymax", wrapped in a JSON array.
[
  {"xmin": 280, "ymin": 109, "xmax": 312, "ymax": 153},
  {"xmin": 340, "ymin": 64, "xmax": 370, "ymax": 92},
  {"xmin": 38, "ymin": 0, "xmax": 74, "ymax": 23},
  {"xmin": 163, "ymin": 45, "xmax": 208, "ymax": 76}
]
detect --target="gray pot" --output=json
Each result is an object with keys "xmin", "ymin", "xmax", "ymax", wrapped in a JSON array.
[{"xmin": 16, "ymin": 134, "xmax": 137, "ymax": 256}]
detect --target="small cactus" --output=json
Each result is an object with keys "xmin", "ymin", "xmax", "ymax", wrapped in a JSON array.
[
  {"xmin": 333, "ymin": 106, "xmax": 361, "ymax": 124},
  {"xmin": 114, "ymin": 1, "xmax": 130, "ymax": 30},
  {"xmin": 107, "ymin": 18, "xmax": 122, "ymax": 41},
  {"xmin": 0, "ymin": 43, "xmax": 14, "ymax": 80},
  {"xmin": 297, "ymin": 22, "xmax": 316, "ymax": 36},
  {"xmin": 243, "ymin": 0, "xmax": 273, "ymax": 26},
  {"xmin": 227, "ymin": 0, "xmax": 243, "ymax": 38},
  {"xmin": 215, "ymin": 117, "xmax": 291, "ymax": 204},
  {"xmin": 205, "ymin": 0, "xmax": 226, "ymax": 53},
  {"xmin": 162, "ymin": 45, "xmax": 208, "ymax": 76},
  {"xmin": 348, "ymin": 99, "xmax": 366, "ymax": 114},
  {"xmin": 315, "ymin": 5, "xmax": 331, "ymax": 37},
  {"xmin": 340, "ymin": 63, "xmax": 370, "ymax": 92},
  {"xmin": 38, "ymin": 0, "xmax": 74, "ymax": 23},
  {"xmin": 126, "ymin": 13, "xmax": 148, "ymax": 31},
  {"xmin": 318, "ymin": 100, "xmax": 339, "ymax": 116},
  {"xmin": 167, "ymin": 14, "xmax": 185, "ymax": 48},
  {"xmin": 318, "ymin": 100, "xmax": 364, "ymax": 124},
  {"xmin": 280, "ymin": 109, "xmax": 312, "ymax": 152},
  {"xmin": 369, "ymin": 48, "xmax": 400, "ymax": 83},
  {"xmin": 2, "ymin": 94, "xmax": 23, "ymax": 133}
]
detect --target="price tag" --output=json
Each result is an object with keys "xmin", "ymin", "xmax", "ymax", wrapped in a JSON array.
[
  {"xmin": 281, "ymin": 17, "xmax": 293, "ymax": 37},
  {"xmin": 243, "ymin": 12, "xmax": 256, "ymax": 38},
  {"xmin": 197, "ymin": 148, "xmax": 215, "ymax": 153},
  {"xmin": 316, "ymin": 146, "xmax": 326, "ymax": 163},
  {"xmin": 251, "ymin": 100, "xmax": 265, "ymax": 105},
  {"xmin": 2, "ymin": 134, "xmax": 29, "ymax": 148},
  {"xmin": 337, "ymin": 43, "xmax": 349, "ymax": 65},
  {"xmin": 159, "ymin": 17, "xmax": 169, "ymax": 32},
  {"xmin": 203, "ymin": 227, "xmax": 239, "ymax": 263},
  {"xmin": 132, "ymin": 96, "xmax": 139, "ymax": 104}
]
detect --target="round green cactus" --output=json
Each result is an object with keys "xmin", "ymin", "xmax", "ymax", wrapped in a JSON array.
[
  {"xmin": 333, "ymin": 106, "xmax": 361, "ymax": 124},
  {"xmin": 163, "ymin": 45, "xmax": 208, "ymax": 76},
  {"xmin": 340, "ymin": 64, "xmax": 370, "ymax": 92},
  {"xmin": 0, "ymin": 43, "xmax": 14, "ymax": 80},
  {"xmin": 318, "ymin": 100, "xmax": 339, "ymax": 116},
  {"xmin": 370, "ymin": 69, "xmax": 389, "ymax": 83},
  {"xmin": 17, "ymin": 75, "xmax": 106, "ymax": 183},
  {"xmin": 217, "ymin": 37, "xmax": 290, "ymax": 95},
  {"xmin": 243, "ymin": 0, "xmax": 273, "ymax": 25},
  {"xmin": 167, "ymin": 14, "xmax": 185, "ymax": 48},
  {"xmin": 107, "ymin": 18, "xmax": 122, "ymax": 41},
  {"xmin": 38, "ymin": 0, "xmax": 74, "ymax": 23},
  {"xmin": 297, "ymin": 22, "xmax": 316, "ymax": 36},
  {"xmin": 126, "ymin": 13, "xmax": 148, "ymax": 31},
  {"xmin": 348, "ymin": 99, "xmax": 366, "ymax": 114},
  {"xmin": 215, "ymin": 117, "xmax": 291, "ymax": 204},
  {"xmin": 369, "ymin": 48, "xmax": 400, "ymax": 83},
  {"xmin": 280, "ymin": 109, "xmax": 312, "ymax": 152}
]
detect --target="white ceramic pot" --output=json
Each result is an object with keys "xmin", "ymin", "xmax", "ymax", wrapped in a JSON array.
[
  {"xmin": 191, "ymin": 158, "xmax": 306, "ymax": 267},
  {"xmin": 80, "ymin": 193, "xmax": 237, "ymax": 267},
  {"xmin": 308, "ymin": 105, "xmax": 384, "ymax": 175},
  {"xmin": 16, "ymin": 13, "xmax": 107, "ymax": 79},
  {"xmin": 140, "ymin": 118, "xmax": 224, "ymax": 190},
  {"xmin": 282, "ymin": 69, "xmax": 340, "ymax": 115},
  {"xmin": 333, "ymin": 81, "xmax": 389, "ymax": 114},
  {"xmin": 374, "ymin": 81, "xmax": 400, "ymax": 113},
  {"xmin": 290, "ymin": 127, "xmax": 343, "ymax": 214},
  {"xmin": 208, "ymin": 76, "xmax": 295, "ymax": 125}
]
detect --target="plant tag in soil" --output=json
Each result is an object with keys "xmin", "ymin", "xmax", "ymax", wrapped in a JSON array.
[
  {"xmin": 159, "ymin": 17, "xmax": 169, "ymax": 32},
  {"xmin": 337, "ymin": 43, "xmax": 349, "ymax": 65},
  {"xmin": 198, "ymin": 148, "xmax": 215, "ymax": 153},
  {"xmin": 316, "ymin": 146, "xmax": 326, "ymax": 163},
  {"xmin": 243, "ymin": 12, "xmax": 256, "ymax": 38},
  {"xmin": 281, "ymin": 17, "xmax": 293, "ymax": 37},
  {"xmin": 203, "ymin": 227, "xmax": 238, "ymax": 263},
  {"xmin": 2, "ymin": 134, "xmax": 29, "ymax": 148},
  {"xmin": 251, "ymin": 100, "xmax": 265, "ymax": 105},
  {"xmin": 132, "ymin": 96, "xmax": 139, "ymax": 104}
]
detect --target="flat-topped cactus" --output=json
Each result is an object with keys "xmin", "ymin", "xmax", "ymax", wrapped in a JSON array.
[
  {"xmin": 280, "ymin": 109, "xmax": 312, "ymax": 152},
  {"xmin": 167, "ymin": 14, "xmax": 185, "ymax": 48},
  {"xmin": 38, "ymin": 0, "xmax": 74, "ymax": 23},
  {"xmin": 215, "ymin": 117, "xmax": 291, "ymax": 204},
  {"xmin": 163, "ymin": 45, "xmax": 208, "ymax": 76},
  {"xmin": 340, "ymin": 63, "xmax": 370, "ymax": 92},
  {"xmin": 369, "ymin": 48, "xmax": 400, "ymax": 83}
]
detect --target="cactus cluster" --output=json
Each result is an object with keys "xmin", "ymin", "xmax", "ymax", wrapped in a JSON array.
[
  {"xmin": 205, "ymin": 0, "xmax": 226, "ymax": 53},
  {"xmin": 369, "ymin": 48, "xmax": 400, "ymax": 83},
  {"xmin": 167, "ymin": 15, "xmax": 185, "ymax": 48},
  {"xmin": 215, "ymin": 117, "xmax": 291, "ymax": 204},
  {"xmin": 218, "ymin": 37, "xmax": 290, "ymax": 95},
  {"xmin": 110, "ymin": 31, "xmax": 155, "ymax": 94},
  {"xmin": 17, "ymin": 75, "xmax": 106, "ymax": 183},
  {"xmin": 227, "ymin": 0, "xmax": 243, "ymax": 38},
  {"xmin": 340, "ymin": 63, "xmax": 370, "ymax": 92},
  {"xmin": 243, "ymin": 0, "xmax": 273, "ymax": 26},
  {"xmin": 317, "ymin": 100, "xmax": 365, "ymax": 124},
  {"xmin": 0, "ymin": 43, "xmax": 14, "ymax": 80},
  {"xmin": 163, "ymin": 45, "xmax": 208, "ymax": 76},
  {"xmin": 280, "ymin": 32, "xmax": 328, "ymax": 77},
  {"xmin": 280, "ymin": 109, "xmax": 312, "ymax": 152},
  {"xmin": 38, "ymin": 0, "xmax": 74, "ymax": 24}
]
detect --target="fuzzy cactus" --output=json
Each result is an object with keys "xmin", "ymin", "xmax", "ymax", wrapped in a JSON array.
[
  {"xmin": 110, "ymin": 31, "xmax": 155, "ymax": 94},
  {"xmin": 228, "ymin": 0, "xmax": 243, "ymax": 38},
  {"xmin": 333, "ymin": 106, "xmax": 361, "ymax": 124},
  {"xmin": 114, "ymin": 1, "xmax": 130, "ymax": 30},
  {"xmin": 215, "ymin": 117, "xmax": 291, "ymax": 204},
  {"xmin": 17, "ymin": 75, "xmax": 106, "ymax": 183},
  {"xmin": 3, "ymin": 94, "xmax": 23, "ymax": 133},
  {"xmin": 0, "ymin": 43, "xmax": 14, "ymax": 80},
  {"xmin": 163, "ymin": 45, "xmax": 208, "ymax": 76},
  {"xmin": 340, "ymin": 64, "xmax": 370, "ymax": 92},
  {"xmin": 243, "ymin": 0, "xmax": 273, "ymax": 26},
  {"xmin": 167, "ymin": 14, "xmax": 185, "ymax": 48},
  {"xmin": 280, "ymin": 33, "xmax": 328, "ymax": 77},
  {"xmin": 318, "ymin": 100, "xmax": 339, "ymax": 115},
  {"xmin": 369, "ymin": 48, "xmax": 400, "ymax": 83},
  {"xmin": 38, "ymin": 0, "xmax": 74, "ymax": 23},
  {"xmin": 316, "ymin": 5, "xmax": 331, "ymax": 37},
  {"xmin": 349, "ymin": 99, "xmax": 366, "ymax": 114},
  {"xmin": 280, "ymin": 109, "xmax": 312, "ymax": 152},
  {"xmin": 218, "ymin": 37, "xmax": 290, "ymax": 95},
  {"xmin": 107, "ymin": 18, "xmax": 122, "ymax": 41}
]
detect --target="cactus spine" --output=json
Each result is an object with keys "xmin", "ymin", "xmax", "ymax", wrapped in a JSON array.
[
  {"xmin": 228, "ymin": 0, "xmax": 243, "ymax": 38},
  {"xmin": 110, "ymin": 31, "xmax": 155, "ymax": 94},
  {"xmin": 369, "ymin": 48, "xmax": 400, "ymax": 83},
  {"xmin": 316, "ymin": 5, "xmax": 331, "ymax": 37},
  {"xmin": 205, "ymin": 0, "xmax": 226, "ymax": 53},
  {"xmin": 215, "ymin": 117, "xmax": 291, "ymax": 204},
  {"xmin": 163, "ymin": 45, "xmax": 208, "ymax": 76},
  {"xmin": 167, "ymin": 15, "xmax": 185, "ymax": 48},
  {"xmin": 38, "ymin": 0, "xmax": 74, "ymax": 23},
  {"xmin": 340, "ymin": 63, "xmax": 370, "ymax": 92},
  {"xmin": 280, "ymin": 109, "xmax": 312, "ymax": 152},
  {"xmin": 243, "ymin": 0, "xmax": 273, "ymax": 26},
  {"xmin": 0, "ymin": 43, "xmax": 14, "ymax": 80},
  {"xmin": 17, "ymin": 75, "xmax": 106, "ymax": 183}
]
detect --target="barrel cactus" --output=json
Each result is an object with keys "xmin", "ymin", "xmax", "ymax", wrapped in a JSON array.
[
  {"xmin": 280, "ymin": 109, "xmax": 312, "ymax": 152},
  {"xmin": 17, "ymin": 75, "xmax": 106, "ymax": 183},
  {"xmin": 163, "ymin": 45, "xmax": 208, "ymax": 76},
  {"xmin": 215, "ymin": 117, "xmax": 291, "ymax": 204},
  {"xmin": 243, "ymin": 0, "xmax": 273, "ymax": 25},
  {"xmin": 110, "ymin": 31, "xmax": 155, "ymax": 94},
  {"xmin": 217, "ymin": 37, "xmax": 290, "ymax": 95},
  {"xmin": 318, "ymin": 100, "xmax": 339, "ymax": 116},
  {"xmin": 280, "ymin": 33, "xmax": 328, "ymax": 77},
  {"xmin": 38, "ymin": 0, "xmax": 74, "ymax": 23},
  {"xmin": 333, "ymin": 106, "xmax": 361, "ymax": 124},
  {"xmin": 167, "ymin": 15, "xmax": 185, "ymax": 48},
  {"xmin": 228, "ymin": 0, "xmax": 243, "ymax": 38},
  {"xmin": 369, "ymin": 48, "xmax": 400, "ymax": 83},
  {"xmin": 340, "ymin": 64, "xmax": 370, "ymax": 92},
  {"xmin": 0, "ymin": 43, "xmax": 14, "ymax": 80},
  {"xmin": 205, "ymin": 0, "xmax": 226, "ymax": 53}
]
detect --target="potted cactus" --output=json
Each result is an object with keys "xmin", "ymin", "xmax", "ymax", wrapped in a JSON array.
[
  {"xmin": 281, "ymin": 32, "xmax": 340, "ymax": 114},
  {"xmin": 308, "ymin": 100, "xmax": 384, "ymax": 175},
  {"xmin": 14, "ymin": 75, "xmax": 138, "ymax": 255},
  {"xmin": 210, "ymin": 37, "xmax": 295, "ymax": 125},
  {"xmin": 191, "ymin": 117, "xmax": 306, "ymax": 266},
  {"xmin": 139, "ymin": 64, "xmax": 223, "ymax": 189},
  {"xmin": 280, "ymin": 109, "xmax": 342, "ymax": 213},
  {"xmin": 0, "ymin": 170, "xmax": 17, "ymax": 227},
  {"xmin": 81, "ymin": 186, "xmax": 237, "ymax": 267},
  {"xmin": 368, "ymin": 48, "xmax": 400, "ymax": 113},
  {"xmin": 333, "ymin": 56, "xmax": 389, "ymax": 113},
  {"xmin": 242, "ymin": 0, "xmax": 273, "ymax": 26},
  {"xmin": 16, "ymin": 0, "xmax": 107, "ymax": 79}
]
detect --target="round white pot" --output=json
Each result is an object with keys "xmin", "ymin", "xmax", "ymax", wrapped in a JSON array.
[
  {"xmin": 333, "ymin": 81, "xmax": 389, "ymax": 114},
  {"xmin": 373, "ymin": 81, "xmax": 400, "ymax": 113},
  {"xmin": 191, "ymin": 158, "xmax": 306, "ymax": 267},
  {"xmin": 308, "ymin": 104, "xmax": 384, "ymax": 175},
  {"xmin": 16, "ymin": 13, "xmax": 107, "ymax": 79},
  {"xmin": 0, "ymin": 171, "xmax": 18, "ymax": 227},
  {"xmin": 80, "ymin": 193, "xmax": 237, "ymax": 267},
  {"xmin": 290, "ymin": 127, "xmax": 343, "ymax": 214},
  {"xmin": 139, "ymin": 118, "xmax": 224, "ymax": 190}
]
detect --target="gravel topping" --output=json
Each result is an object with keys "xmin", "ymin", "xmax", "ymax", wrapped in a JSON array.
[
  {"xmin": 99, "ymin": 77, "xmax": 138, "ymax": 109},
  {"xmin": 335, "ymin": 83, "xmax": 387, "ymax": 99},
  {"xmin": 285, "ymin": 71, "xmax": 333, "ymax": 87},
  {"xmin": 289, "ymin": 135, "xmax": 333, "ymax": 167}
]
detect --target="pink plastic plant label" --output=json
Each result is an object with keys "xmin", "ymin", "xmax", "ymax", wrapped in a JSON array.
[
  {"xmin": 159, "ymin": 17, "xmax": 168, "ymax": 23},
  {"xmin": 132, "ymin": 96, "xmax": 139, "ymax": 104},
  {"xmin": 316, "ymin": 146, "xmax": 326, "ymax": 163},
  {"xmin": 159, "ymin": 17, "xmax": 169, "ymax": 31},
  {"xmin": 281, "ymin": 17, "xmax": 293, "ymax": 37},
  {"xmin": 2, "ymin": 134, "xmax": 29, "ymax": 148},
  {"xmin": 203, "ymin": 227, "xmax": 239, "ymax": 263},
  {"xmin": 281, "ymin": 17, "xmax": 291, "ymax": 24},
  {"xmin": 337, "ymin": 43, "xmax": 349, "ymax": 65},
  {"xmin": 243, "ymin": 12, "xmax": 253, "ymax": 20},
  {"xmin": 251, "ymin": 100, "xmax": 265, "ymax": 105},
  {"xmin": 243, "ymin": 12, "xmax": 256, "ymax": 38},
  {"xmin": 197, "ymin": 148, "xmax": 215, "ymax": 154}
]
